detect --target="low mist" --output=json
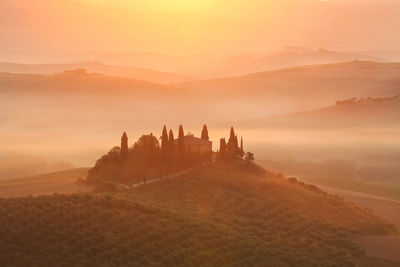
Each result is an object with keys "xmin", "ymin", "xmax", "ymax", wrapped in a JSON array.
[{"xmin": 0, "ymin": 154, "xmax": 74, "ymax": 180}]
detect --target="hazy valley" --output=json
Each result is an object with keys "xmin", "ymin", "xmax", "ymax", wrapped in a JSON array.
[{"xmin": 1, "ymin": 1, "xmax": 400, "ymax": 264}]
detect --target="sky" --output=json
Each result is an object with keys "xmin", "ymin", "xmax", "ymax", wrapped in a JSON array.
[{"xmin": 0, "ymin": 0, "xmax": 399, "ymax": 55}]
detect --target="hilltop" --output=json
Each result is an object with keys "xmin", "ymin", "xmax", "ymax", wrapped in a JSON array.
[{"xmin": 0, "ymin": 161, "xmax": 396, "ymax": 266}]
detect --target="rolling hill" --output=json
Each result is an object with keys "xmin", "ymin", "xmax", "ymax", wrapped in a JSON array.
[
  {"xmin": 1, "ymin": 61, "xmax": 399, "ymax": 167},
  {"xmin": 1, "ymin": 61, "xmax": 399, "ymax": 114},
  {"xmin": 0, "ymin": 47, "xmax": 388, "ymax": 80},
  {"xmin": 0, "ymin": 62, "xmax": 193, "ymax": 84},
  {"xmin": 179, "ymin": 61, "xmax": 400, "ymax": 116},
  {"xmin": 0, "ymin": 71, "xmax": 173, "ymax": 96},
  {"xmin": 200, "ymin": 47, "xmax": 383, "ymax": 78},
  {"xmin": 0, "ymin": 161, "xmax": 396, "ymax": 266},
  {"xmin": 240, "ymin": 95, "xmax": 400, "ymax": 129}
]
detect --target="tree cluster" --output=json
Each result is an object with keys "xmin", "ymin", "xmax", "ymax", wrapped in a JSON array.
[
  {"xmin": 87, "ymin": 124, "xmax": 211, "ymax": 185},
  {"xmin": 218, "ymin": 127, "xmax": 251, "ymax": 163},
  {"xmin": 335, "ymin": 95, "xmax": 399, "ymax": 105}
]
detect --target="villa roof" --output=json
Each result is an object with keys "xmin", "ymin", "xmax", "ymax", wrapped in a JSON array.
[{"xmin": 174, "ymin": 134, "xmax": 212, "ymax": 145}]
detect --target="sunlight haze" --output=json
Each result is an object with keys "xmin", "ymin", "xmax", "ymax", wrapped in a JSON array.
[
  {"xmin": 1, "ymin": 0, "xmax": 399, "ymax": 55},
  {"xmin": 0, "ymin": 0, "xmax": 400, "ymax": 266}
]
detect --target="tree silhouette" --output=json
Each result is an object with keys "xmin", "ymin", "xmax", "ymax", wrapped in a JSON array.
[
  {"xmin": 227, "ymin": 127, "xmax": 238, "ymax": 158},
  {"xmin": 178, "ymin": 125, "xmax": 185, "ymax": 166},
  {"xmin": 168, "ymin": 129, "xmax": 175, "ymax": 154},
  {"xmin": 87, "ymin": 146, "xmax": 121, "ymax": 183},
  {"xmin": 245, "ymin": 152, "xmax": 255, "ymax": 165},
  {"xmin": 234, "ymin": 135, "xmax": 238, "ymax": 154},
  {"xmin": 90, "ymin": 124, "xmax": 252, "ymax": 183},
  {"xmin": 201, "ymin": 124, "xmax": 209, "ymax": 140},
  {"xmin": 120, "ymin": 132, "xmax": 128, "ymax": 162},
  {"xmin": 239, "ymin": 137, "xmax": 244, "ymax": 158},
  {"xmin": 229, "ymin": 127, "xmax": 235, "ymax": 144},
  {"xmin": 134, "ymin": 134, "xmax": 160, "ymax": 156},
  {"xmin": 219, "ymin": 138, "xmax": 227, "ymax": 159},
  {"xmin": 161, "ymin": 126, "xmax": 169, "ymax": 160}
]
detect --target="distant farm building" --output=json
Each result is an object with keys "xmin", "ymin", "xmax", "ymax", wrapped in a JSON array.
[{"xmin": 175, "ymin": 133, "xmax": 212, "ymax": 156}]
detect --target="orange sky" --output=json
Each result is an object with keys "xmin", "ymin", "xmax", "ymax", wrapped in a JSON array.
[{"xmin": 1, "ymin": 0, "xmax": 399, "ymax": 55}]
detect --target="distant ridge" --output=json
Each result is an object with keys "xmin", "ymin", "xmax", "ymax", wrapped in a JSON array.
[
  {"xmin": 0, "ymin": 61, "xmax": 193, "ymax": 84},
  {"xmin": 0, "ymin": 71, "xmax": 173, "ymax": 95},
  {"xmin": 1, "ymin": 60, "xmax": 399, "ymax": 130},
  {"xmin": 239, "ymin": 94, "xmax": 400, "ymax": 129},
  {"xmin": 182, "ymin": 61, "xmax": 400, "ymax": 83},
  {"xmin": 177, "ymin": 61, "xmax": 400, "ymax": 115},
  {"xmin": 202, "ymin": 48, "xmax": 385, "ymax": 78},
  {"xmin": 0, "ymin": 47, "xmax": 387, "ymax": 79}
]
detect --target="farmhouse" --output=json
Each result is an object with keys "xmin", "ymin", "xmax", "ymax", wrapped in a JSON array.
[{"xmin": 174, "ymin": 133, "xmax": 212, "ymax": 156}]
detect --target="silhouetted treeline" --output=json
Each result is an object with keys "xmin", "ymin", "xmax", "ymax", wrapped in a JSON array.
[
  {"xmin": 335, "ymin": 95, "xmax": 400, "ymax": 105},
  {"xmin": 217, "ymin": 127, "xmax": 246, "ymax": 161},
  {"xmin": 87, "ymin": 124, "xmax": 253, "ymax": 185},
  {"xmin": 87, "ymin": 124, "xmax": 213, "ymax": 184}
]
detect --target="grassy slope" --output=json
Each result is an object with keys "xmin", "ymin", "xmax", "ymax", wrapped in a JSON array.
[
  {"xmin": 0, "ymin": 162, "xmax": 395, "ymax": 266},
  {"xmin": 0, "ymin": 168, "xmax": 92, "ymax": 197},
  {"xmin": 128, "ymin": 162, "xmax": 397, "ymax": 235},
  {"xmin": 298, "ymin": 175, "xmax": 400, "ymax": 202}
]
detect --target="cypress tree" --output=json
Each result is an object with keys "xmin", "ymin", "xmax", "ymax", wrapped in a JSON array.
[
  {"xmin": 219, "ymin": 138, "xmax": 227, "ymax": 159},
  {"xmin": 178, "ymin": 125, "xmax": 185, "ymax": 154},
  {"xmin": 229, "ymin": 127, "xmax": 235, "ymax": 144},
  {"xmin": 161, "ymin": 126, "xmax": 169, "ymax": 157},
  {"xmin": 240, "ymin": 137, "xmax": 244, "ymax": 158},
  {"xmin": 234, "ymin": 135, "xmax": 239, "ymax": 155},
  {"xmin": 178, "ymin": 125, "xmax": 185, "ymax": 166},
  {"xmin": 201, "ymin": 124, "xmax": 209, "ymax": 140},
  {"xmin": 120, "ymin": 132, "xmax": 128, "ymax": 162},
  {"xmin": 227, "ymin": 127, "xmax": 237, "ymax": 158},
  {"xmin": 168, "ymin": 129, "xmax": 175, "ymax": 153}
]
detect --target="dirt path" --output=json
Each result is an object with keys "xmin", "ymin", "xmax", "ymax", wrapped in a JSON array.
[
  {"xmin": 314, "ymin": 183, "xmax": 400, "ymax": 205},
  {"xmin": 117, "ymin": 169, "xmax": 193, "ymax": 189}
]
